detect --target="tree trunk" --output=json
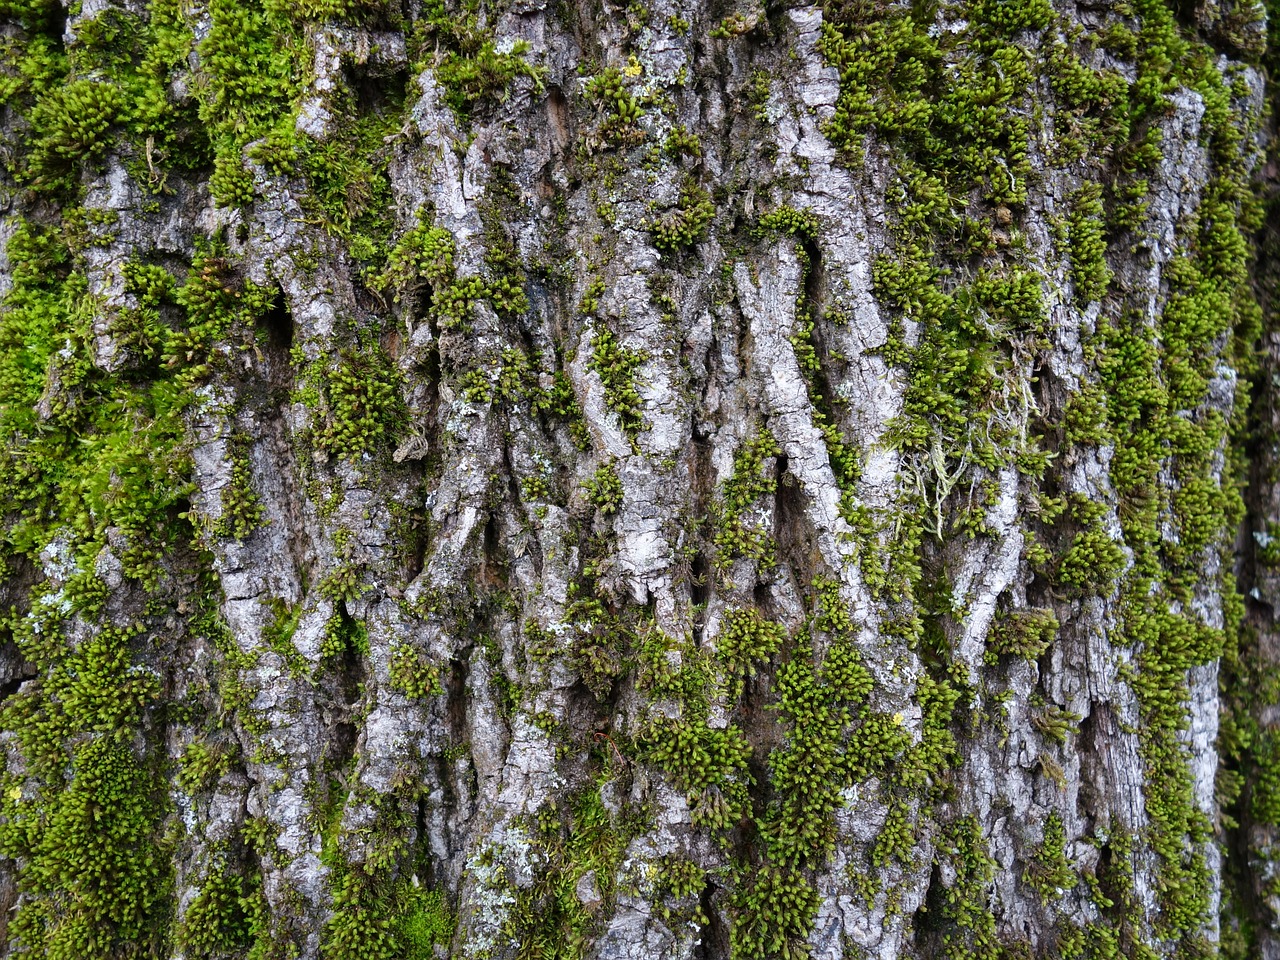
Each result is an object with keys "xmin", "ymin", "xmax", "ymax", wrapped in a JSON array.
[{"xmin": 0, "ymin": 0, "xmax": 1278, "ymax": 957}]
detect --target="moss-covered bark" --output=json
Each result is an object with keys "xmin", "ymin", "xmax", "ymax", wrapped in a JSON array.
[{"xmin": 0, "ymin": 0, "xmax": 1277, "ymax": 956}]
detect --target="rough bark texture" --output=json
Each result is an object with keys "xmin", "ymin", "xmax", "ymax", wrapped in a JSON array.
[{"xmin": 0, "ymin": 0, "xmax": 1279, "ymax": 957}]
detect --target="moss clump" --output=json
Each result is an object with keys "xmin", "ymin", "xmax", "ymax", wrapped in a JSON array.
[
  {"xmin": 871, "ymin": 801, "xmax": 916, "ymax": 868},
  {"xmin": 935, "ymin": 817, "xmax": 999, "ymax": 960},
  {"xmin": 324, "ymin": 870, "xmax": 453, "ymax": 960},
  {"xmin": 645, "ymin": 717, "xmax": 752, "ymax": 829},
  {"xmin": 639, "ymin": 631, "xmax": 754, "ymax": 831},
  {"xmin": 716, "ymin": 608, "xmax": 786, "ymax": 679},
  {"xmin": 177, "ymin": 737, "xmax": 238, "ymax": 794},
  {"xmin": 507, "ymin": 785, "xmax": 632, "ymax": 953},
  {"xmin": 648, "ymin": 176, "xmax": 714, "ymax": 252},
  {"xmin": 410, "ymin": 0, "xmax": 540, "ymax": 125},
  {"xmin": 198, "ymin": 0, "xmax": 304, "ymax": 207},
  {"xmin": 388, "ymin": 643, "xmax": 442, "ymax": 699},
  {"xmin": 985, "ymin": 607, "xmax": 1058, "ymax": 662},
  {"xmin": 587, "ymin": 325, "xmax": 647, "ymax": 444},
  {"xmin": 1062, "ymin": 182, "xmax": 1113, "ymax": 304},
  {"xmin": 24, "ymin": 79, "xmax": 124, "ymax": 189},
  {"xmin": 730, "ymin": 865, "xmax": 819, "ymax": 960},
  {"xmin": 4, "ymin": 739, "xmax": 170, "ymax": 958},
  {"xmin": 1057, "ymin": 497, "xmax": 1126, "ymax": 591},
  {"xmin": 712, "ymin": 429, "xmax": 781, "ymax": 574},
  {"xmin": 177, "ymin": 863, "xmax": 267, "ymax": 960},
  {"xmin": 1063, "ymin": 384, "xmax": 1113, "ymax": 447},
  {"xmin": 216, "ymin": 437, "xmax": 264, "ymax": 539},
  {"xmin": 319, "ymin": 351, "xmax": 403, "ymax": 460},
  {"xmin": 1026, "ymin": 812, "xmax": 1076, "ymax": 901},
  {"xmin": 377, "ymin": 216, "xmax": 455, "ymax": 302},
  {"xmin": 585, "ymin": 461, "xmax": 624, "ymax": 516},
  {"xmin": 583, "ymin": 67, "xmax": 644, "ymax": 145}
]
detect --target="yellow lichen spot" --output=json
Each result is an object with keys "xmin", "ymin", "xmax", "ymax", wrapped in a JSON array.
[
  {"xmin": 624, "ymin": 55, "xmax": 643, "ymax": 78},
  {"xmin": 7, "ymin": 784, "xmax": 20, "ymax": 801},
  {"xmin": 893, "ymin": 712, "xmax": 904, "ymax": 725}
]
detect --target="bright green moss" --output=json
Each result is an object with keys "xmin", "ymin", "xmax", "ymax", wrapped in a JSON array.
[
  {"xmin": 587, "ymin": 324, "xmax": 647, "ymax": 444},
  {"xmin": 583, "ymin": 66, "xmax": 644, "ymax": 145},
  {"xmin": 178, "ymin": 863, "xmax": 267, "ymax": 959},
  {"xmin": 1062, "ymin": 183, "xmax": 1113, "ymax": 304},
  {"xmin": 178, "ymin": 737, "xmax": 238, "ymax": 794},
  {"xmin": 585, "ymin": 461, "xmax": 623, "ymax": 516},
  {"xmin": 871, "ymin": 802, "xmax": 915, "ymax": 868},
  {"xmin": 936, "ymin": 817, "xmax": 999, "ymax": 960},
  {"xmin": 713, "ymin": 429, "xmax": 781, "ymax": 573},
  {"xmin": 755, "ymin": 205, "xmax": 819, "ymax": 241},
  {"xmin": 410, "ymin": 0, "xmax": 541, "ymax": 125},
  {"xmin": 198, "ymin": 0, "xmax": 304, "ymax": 206},
  {"xmin": 378, "ymin": 216, "xmax": 456, "ymax": 301},
  {"xmin": 985, "ymin": 608, "xmax": 1058, "ymax": 662},
  {"xmin": 730, "ymin": 865, "xmax": 818, "ymax": 960},
  {"xmin": 1063, "ymin": 384, "xmax": 1113, "ymax": 446},
  {"xmin": 6, "ymin": 739, "xmax": 169, "ymax": 959},
  {"xmin": 388, "ymin": 642, "xmax": 442, "ymax": 699},
  {"xmin": 295, "ymin": 63, "xmax": 408, "ymax": 244},
  {"xmin": 653, "ymin": 856, "xmax": 708, "ymax": 926},
  {"xmin": 645, "ymin": 718, "xmax": 752, "ymax": 829},
  {"xmin": 323, "ymin": 871, "xmax": 401, "ymax": 960},
  {"xmin": 1057, "ymin": 497, "xmax": 1126, "ymax": 590},
  {"xmin": 320, "ymin": 613, "xmax": 369, "ymax": 663},
  {"xmin": 648, "ymin": 176, "xmax": 714, "ymax": 252},
  {"xmin": 319, "ymin": 351, "xmax": 403, "ymax": 460},
  {"xmin": 217, "ymin": 437, "xmax": 264, "ymax": 539},
  {"xmin": 399, "ymin": 890, "xmax": 453, "ymax": 957},
  {"xmin": 717, "ymin": 608, "xmax": 786, "ymax": 678},
  {"xmin": 24, "ymin": 79, "xmax": 124, "ymax": 189},
  {"xmin": 637, "ymin": 629, "xmax": 754, "ymax": 830}
]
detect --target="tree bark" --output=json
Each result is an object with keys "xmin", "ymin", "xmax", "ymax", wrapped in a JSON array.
[{"xmin": 0, "ymin": 0, "xmax": 1277, "ymax": 957}]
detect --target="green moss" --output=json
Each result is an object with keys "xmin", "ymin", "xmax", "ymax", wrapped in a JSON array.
[
  {"xmin": 1032, "ymin": 705, "xmax": 1081, "ymax": 746},
  {"xmin": 217, "ymin": 436, "xmax": 264, "ymax": 539},
  {"xmin": 564, "ymin": 580, "xmax": 634, "ymax": 701},
  {"xmin": 713, "ymin": 428, "xmax": 781, "ymax": 573},
  {"xmin": 985, "ymin": 607, "xmax": 1058, "ymax": 662},
  {"xmin": 508, "ymin": 784, "xmax": 634, "ymax": 957},
  {"xmin": 935, "ymin": 817, "xmax": 999, "ymax": 960},
  {"xmin": 410, "ymin": 0, "xmax": 541, "ymax": 125},
  {"xmin": 717, "ymin": 608, "xmax": 786, "ymax": 679},
  {"xmin": 5, "ymin": 739, "xmax": 170, "ymax": 958},
  {"xmin": 377, "ymin": 215, "xmax": 455, "ymax": 302},
  {"xmin": 320, "ymin": 350, "xmax": 403, "ymax": 460},
  {"xmin": 1057, "ymin": 497, "xmax": 1126, "ymax": 591},
  {"xmin": 587, "ymin": 324, "xmax": 647, "ymax": 444},
  {"xmin": 398, "ymin": 890, "xmax": 453, "ymax": 957},
  {"xmin": 645, "ymin": 717, "xmax": 752, "ymax": 829},
  {"xmin": 583, "ymin": 67, "xmax": 644, "ymax": 145},
  {"xmin": 388, "ymin": 642, "xmax": 442, "ymax": 699},
  {"xmin": 178, "ymin": 737, "xmax": 238, "ymax": 794},
  {"xmin": 1063, "ymin": 384, "xmax": 1113, "ymax": 447},
  {"xmin": 177, "ymin": 863, "xmax": 267, "ymax": 959},
  {"xmin": 320, "ymin": 613, "xmax": 369, "ymax": 663},
  {"xmin": 1062, "ymin": 183, "xmax": 1113, "ymax": 304},
  {"xmin": 730, "ymin": 865, "xmax": 818, "ymax": 960},
  {"xmin": 648, "ymin": 175, "xmax": 714, "ymax": 252},
  {"xmin": 24, "ymin": 79, "xmax": 124, "ymax": 189},
  {"xmin": 871, "ymin": 802, "xmax": 915, "ymax": 868},
  {"xmin": 585, "ymin": 461, "xmax": 623, "ymax": 516},
  {"xmin": 198, "ymin": 0, "xmax": 304, "ymax": 206}
]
